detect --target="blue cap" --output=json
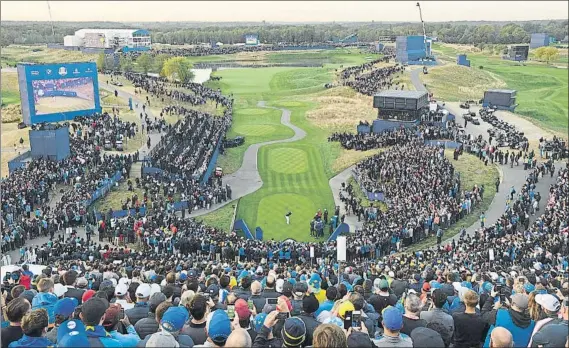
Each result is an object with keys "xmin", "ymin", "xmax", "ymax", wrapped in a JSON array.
[
  {"xmin": 461, "ymin": 281, "xmax": 472, "ymax": 290},
  {"xmin": 482, "ymin": 281, "xmax": 493, "ymax": 293},
  {"xmin": 288, "ymin": 278, "xmax": 297, "ymax": 285},
  {"xmin": 300, "ymin": 275, "xmax": 307, "ymax": 282},
  {"xmin": 524, "ymin": 283, "xmax": 535, "ymax": 293},
  {"xmin": 175, "ymin": 265, "xmax": 182, "ymax": 272},
  {"xmin": 430, "ymin": 281, "xmax": 442, "ymax": 289},
  {"xmin": 254, "ymin": 312, "xmax": 267, "ymax": 331},
  {"xmin": 179, "ymin": 273, "xmax": 188, "ymax": 281},
  {"xmin": 57, "ymin": 319, "xmax": 86, "ymax": 344},
  {"xmin": 188, "ymin": 269, "xmax": 197, "ymax": 278},
  {"xmin": 208, "ymin": 309, "xmax": 231, "ymax": 343},
  {"xmin": 224, "ymin": 267, "xmax": 231, "ymax": 273},
  {"xmin": 382, "ymin": 306, "xmax": 403, "ymax": 330},
  {"xmin": 309, "ymin": 274, "xmax": 322, "ymax": 290},
  {"xmin": 161, "ymin": 307, "xmax": 189, "ymax": 332},
  {"xmin": 54, "ymin": 297, "xmax": 78, "ymax": 317},
  {"xmin": 290, "ymin": 271, "xmax": 298, "ymax": 278},
  {"xmin": 341, "ymin": 281, "xmax": 353, "ymax": 292}
]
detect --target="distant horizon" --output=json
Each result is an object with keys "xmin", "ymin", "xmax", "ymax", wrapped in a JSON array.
[
  {"xmin": 1, "ymin": 1, "xmax": 568, "ymax": 23},
  {"xmin": 2, "ymin": 19, "xmax": 567, "ymax": 24}
]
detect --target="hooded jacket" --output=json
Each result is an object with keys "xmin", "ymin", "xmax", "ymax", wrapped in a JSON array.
[
  {"xmin": 482, "ymin": 305, "xmax": 535, "ymax": 348},
  {"xmin": 8, "ymin": 335, "xmax": 54, "ymax": 348},
  {"xmin": 31, "ymin": 292, "xmax": 58, "ymax": 325}
]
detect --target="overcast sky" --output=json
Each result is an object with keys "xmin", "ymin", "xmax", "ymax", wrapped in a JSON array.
[{"xmin": 1, "ymin": 1, "xmax": 568, "ymax": 22}]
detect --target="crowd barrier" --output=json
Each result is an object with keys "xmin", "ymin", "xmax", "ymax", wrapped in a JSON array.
[
  {"xmin": 327, "ymin": 222, "xmax": 350, "ymax": 242},
  {"xmin": 234, "ymin": 219, "xmax": 254, "ymax": 240},
  {"xmin": 83, "ymin": 171, "xmax": 122, "ymax": 207},
  {"xmin": 201, "ymin": 137, "xmax": 222, "ymax": 185},
  {"xmin": 95, "ymin": 200, "xmax": 192, "ymax": 220},
  {"xmin": 7, "ymin": 151, "xmax": 31, "ymax": 174}
]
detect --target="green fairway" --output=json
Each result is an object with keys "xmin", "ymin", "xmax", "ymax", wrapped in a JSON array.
[
  {"xmin": 431, "ymin": 43, "xmax": 568, "ymax": 133},
  {"xmin": 209, "ymin": 67, "xmax": 338, "ymax": 241}
]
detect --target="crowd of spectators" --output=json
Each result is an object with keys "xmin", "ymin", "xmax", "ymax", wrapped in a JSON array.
[
  {"xmin": 1, "ymin": 163, "xmax": 567, "ymax": 348},
  {"xmin": 342, "ymin": 65, "xmax": 406, "ymax": 96}
]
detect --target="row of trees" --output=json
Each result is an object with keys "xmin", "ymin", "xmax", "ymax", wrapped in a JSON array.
[
  {"xmin": 1, "ymin": 20, "xmax": 567, "ymax": 46},
  {"xmin": 97, "ymin": 52, "xmax": 195, "ymax": 83}
]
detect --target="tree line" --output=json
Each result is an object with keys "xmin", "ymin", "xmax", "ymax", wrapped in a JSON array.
[{"xmin": 1, "ymin": 20, "xmax": 567, "ymax": 46}]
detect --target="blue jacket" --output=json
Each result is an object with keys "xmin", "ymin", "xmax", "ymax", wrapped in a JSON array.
[
  {"xmin": 110, "ymin": 325, "xmax": 140, "ymax": 347},
  {"xmin": 315, "ymin": 300, "xmax": 335, "ymax": 317},
  {"xmin": 31, "ymin": 292, "xmax": 58, "ymax": 325},
  {"xmin": 483, "ymin": 309, "xmax": 535, "ymax": 348},
  {"xmin": 8, "ymin": 335, "xmax": 54, "ymax": 348},
  {"xmin": 85, "ymin": 325, "xmax": 123, "ymax": 347}
]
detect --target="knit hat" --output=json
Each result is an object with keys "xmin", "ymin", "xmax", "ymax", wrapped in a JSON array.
[
  {"xmin": 161, "ymin": 307, "xmax": 189, "ymax": 333},
  {"xmin": 382, "ymin": 306, "xmax": 403, "ymax": 330},
  {"xmin": 410, "ymin": 327, "xmax": 445, "ymax": 348},
  {"xmin": 207, "ymin": 310, "xmax": 231, "ymax": 344},
  {"xmin": 146, "ymin": 331, "xmax": 180, "ymax": 348},
  {"xmin": 234, "ymin": 299, "xmax": 251, "ymax": 319},
  {"xmin": 281, "ymin": 317, "xmax": 306, "ymax": 347},
  {"xmin": 54, "ymin": 297, "xmax": 78, "ymax": 317},
  {"xmin": 82, "ymin": 290, "xmax": 96, "ymax": 303},
  {"xmin": 302, "ymin": 294, "xmax": 319, "ymax": 314}
]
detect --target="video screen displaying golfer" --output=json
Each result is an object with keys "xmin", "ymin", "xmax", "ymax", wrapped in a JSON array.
[{"xmin": 32, "ymin": 76, "xmax": 95, "ymax": 115}]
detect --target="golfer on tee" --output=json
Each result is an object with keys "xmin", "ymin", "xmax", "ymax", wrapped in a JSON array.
[{"xmin": 285, "ymin": 211, "xmax": 292, "ymax": 225}]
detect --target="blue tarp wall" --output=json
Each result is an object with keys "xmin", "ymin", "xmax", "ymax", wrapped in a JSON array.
[
  {"xmin": 234, "ymin": 219, "xmax": 254, "ymax": 240},
  {"xmin": 200, "ymin": 137, "xmax": 222, "ymax": 185},
  {"xmin": 457, "ymin": 54, "xmax": 471, "ymax": 67},
  {"xmin": 7, "ymin": 152, "xmax": 31, "ymax": 174},
  {"xmin": 372, "ymin": 119, "xmax": 420, "ymax": 133},
  {"xmin": 255, "ymin": 227, "xmax": 263, "ymax": 241},
  {"xmin": 357, "ymin": 124, "xmax": 371, "ymax": 134},
  {"xmin": 327, "ymin": 222, "xmax": 350, "ymax": 243},
  {"xmin": 29, "ymin": 127, "xmax": 71, "ymax": 161}
]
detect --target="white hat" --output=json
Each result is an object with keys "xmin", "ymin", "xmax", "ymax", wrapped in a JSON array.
[
  {"xmin": 54, "ymin": 283, "xmax": 67, "ymax": 297},
  {"xmin": 388, "ymin": 271, "xmax": 395, "ymax": 278},
  {"xmin": 150, "ymin": 283, "xmax": 161, "ymax": 296},
  {"xmin": 276, "ymin": 279, "xmax": 285, "ymax": 293},
  {"xmin": 256, "ymin": 266, "xmax": 263, "ymax": 274},
  {"xmin": 110, "ymin": 278, "xmax": 117, "ymax": 287},
  {"xmin": 490, "ymin": 272, "xmax": 499, "ymax": 281},
  {"xmin": 115, "ymin": 283, "xmax": 128, "ymax": 297},
  {"xmin": 535, "ymin": 294, "xmax": 561, "ymax": 312},
  {"xmin": 118, "ymin": 277, "xmax": 131, "ymax": 286},
  {"xmin": 136, "ymin": 283, "xmax": 151, "ymax": 298},
  {"xmin": 146, "ymin": 331, "xmax": 180, "ymax": 348},
  {"xmin": 452, "ymin": 282, "xmax": 462, "ymax": 293}
]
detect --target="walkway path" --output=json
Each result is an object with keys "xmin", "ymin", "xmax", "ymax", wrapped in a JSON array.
[{"xmin": 328, "ymin": 165, "xmax": 364, "ymax": 231}]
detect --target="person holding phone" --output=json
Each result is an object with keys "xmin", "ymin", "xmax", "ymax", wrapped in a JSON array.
[{"xmin": 102, "ymin": 303, "xmax": 141, "ymax": 347}]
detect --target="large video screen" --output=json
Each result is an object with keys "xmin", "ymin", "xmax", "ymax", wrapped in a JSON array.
[
  {"xmin": 32, "ymin": 77, "xmax": 95, "ymax": 115},
  {"xmin": 17, "ymin": 62, "xmax": 102, "ymax": 125}
]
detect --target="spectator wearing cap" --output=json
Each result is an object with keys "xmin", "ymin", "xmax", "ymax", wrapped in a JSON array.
[
  {"xmin": 297, "ymin": 294, "xmax": 320, "ymax": 346},
  {"xmin": 56, "ymin": 319, "xmax": 90, "ymax": 348},
  {"xmin": 8, "ymin": 308, "xmax": 52, "ymax": 348},
  {"xmin": 249, "ymin": 281, "xmax": 266, "ymax": 314},
  {"xmin": 253, "ymin": 311, "xmax": 306, "ymax": 348},
  {"xmin": 30, "ymin": 278, "xmax": 58, "ymax": 328},
  {"xmin": 182, "ymin": 294, "xmax": 210, "ymax": 345},
  {"xmin": 1, "ymin": 298, "xmax": 30, "ymax": 348},
  {"xmin": 291, "ymin": 282, "xmax": 307, "ymax": 316},
  {"xmin": 145, "ymin": 331, "xmax": 180, "ymax": 348},
  {"xmin": 528, "ymin": 294, "xmax": 563, "ymax": 347},
  {"xmin": 315, "ymin": 286, "xmax": 337, "ymax": 318},
  {"xmin": 63, "ymin": 270, "xmax": 85, "ymax": 304},
  {"xmin": 482, "ymin": 292, "xmax": 536, "ymax": 348},
  {"xmin": 452, "ymin": 289, "xmax": 487, "ymax": 348},
  {"xmin": 126, "ymin": 283, "xmax": 151, "ymax": 326},
  {"xmin": 234, "ymin": 299, "xmax": 256, "ymax": 342},
  {"xmin": 82, "ymin": 289, "xmax": 96, "ymax": 303},
  {"xmin": 312, "ymin": 324, "xmax": 347, "ymax": 348},
  {"xmin": 401, "ymin": 292, "xmax": 426, "ymax": 336},
  {"xmin": 373, "ymin": 306, "xmax": 413, "ymax": 347},
  {"xmin": 45, "ymin": 297, "xmax": 79, "ymax": 343},
  {"xmin": 194, "ymin": 309, "xmax": 232, "ymax": 348},
  {"xmin": 102, "ymin": 303, "xmax": 141, "ymax": 347},
  {"xmin": 420, "ymin": 289, "xmax": 454, "ymax": 344},
  {"xmin": 80, "ymin": 297, "xmax": 122, "ymax": 347},
  {"xmin": 140, "ymin": 305, "xmax": 194, "ymax": 348},
  {"xmin": 114, "ymin": 283, "xmax": 134, "ymax": 310},
  {"xmin": 410, "ymin": 327, "xmax": 445, "ymax": 348},
  {"xmin": 135, "ymin": 292, "xmax": 167, "ymax": 339},
  {"xmin": 206, "ymin": 283, "xmax": 226, "ymax": 311},
  {"xmin": 369, "ymin": 278, "xmax": 397, "ymax": 315},
  {"xmin": 529, "ymin": 296, "xmax": 568, "ymax": 348}
]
